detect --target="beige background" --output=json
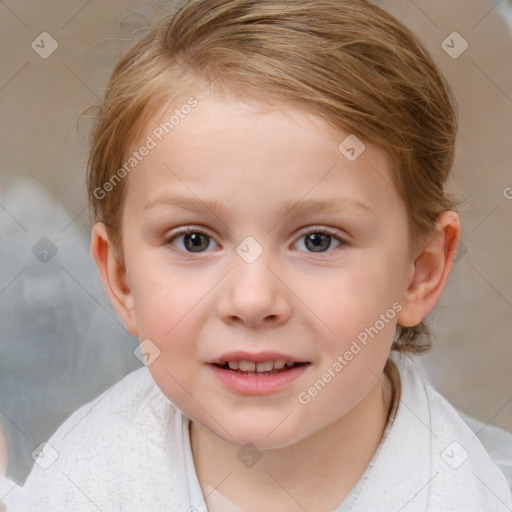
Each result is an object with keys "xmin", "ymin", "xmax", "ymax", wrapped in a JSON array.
[{"xmin": 0, "ymin": 0, "xmax": 511, "ymax": 478}]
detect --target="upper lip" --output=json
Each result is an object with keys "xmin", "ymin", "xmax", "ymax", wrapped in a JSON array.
[{"xmin": 207, "ymin": 351, "xmax": 309, "ymax": 365}]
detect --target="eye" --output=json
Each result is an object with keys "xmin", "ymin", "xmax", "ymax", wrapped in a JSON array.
[
  {"xmin": 164, "ymin": 226, "xmax": 347, "ymax": 255},
  {"xmin": 165, "ymin": 228, "xmax": 219, "ymax": 254},
  {"xmin": 293, "ymin": 228, "xmax": 346, "ymax": 253}
]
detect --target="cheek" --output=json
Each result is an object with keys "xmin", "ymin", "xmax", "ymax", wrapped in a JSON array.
[
  {"xmin": 129, "ymin": 263, "xmax": 205, "ymax": 405},
  {"xmin": 307, "ymin": 258, "xmax": 401, "ymax": 346},
  {"xmin": 127, "ymin": 249, "xmax": 200, "ymax": 335}
]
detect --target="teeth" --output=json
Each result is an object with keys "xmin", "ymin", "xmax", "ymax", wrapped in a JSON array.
[
  {"xmin": 238, "ymin": 360, "xmax": 256, "ymax": 372},
  {"xmin": 223, "ymin": 360, "xmax": 298, "ymax": 371},
  {"xmin": 256, "ymin": 361, "xmax": 273, "ymax": 372}
]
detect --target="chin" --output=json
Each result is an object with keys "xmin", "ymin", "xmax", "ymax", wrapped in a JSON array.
[{"xmin": 208, "ymin": 415, "xmax": 307, "ymax": 450}]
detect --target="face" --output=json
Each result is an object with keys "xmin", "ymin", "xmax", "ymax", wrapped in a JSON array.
[{"xmin": 116, "ymin": 92, "xmax": 413, "ymax": 449}]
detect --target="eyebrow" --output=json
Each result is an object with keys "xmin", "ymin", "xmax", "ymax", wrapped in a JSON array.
[{"xmin": 143, "ymin": 195, "xmax": 372, "ymax": 218}]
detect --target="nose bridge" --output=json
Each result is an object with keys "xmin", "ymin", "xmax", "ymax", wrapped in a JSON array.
[
  {"xmin": 233, "ymin": 234, "xmax": 278, "ymax": 302},
  {"xmin": 218, "ymin": 234, "xmax": 291, "ymax": 326}
]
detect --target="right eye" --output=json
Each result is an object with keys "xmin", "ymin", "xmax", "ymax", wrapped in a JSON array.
[{"xmin": 164, "ymin": 228, "xmax": 220, "ymax": 254}]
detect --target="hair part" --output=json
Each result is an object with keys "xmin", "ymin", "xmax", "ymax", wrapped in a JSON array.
[{"xmin": 87, "ymin": 0, "xmax": 459, "ymax": 353}]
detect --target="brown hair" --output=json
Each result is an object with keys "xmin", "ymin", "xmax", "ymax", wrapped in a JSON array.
[{"xmin": 87, "ymin": 0, "xmax": 459, "ymax": 353}]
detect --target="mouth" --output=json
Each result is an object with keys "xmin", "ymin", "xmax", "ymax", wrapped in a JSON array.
[
  {"xmin": 206, "ymin": 351, "xmax": 312, "ymax": 394},
  {"xmin": 211, "ymin": 360, "xmax": 309, "ymax": 376}
]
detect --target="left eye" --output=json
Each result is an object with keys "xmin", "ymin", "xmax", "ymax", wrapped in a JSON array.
[
  {"xmin": 166, "ymin": 230, "xmax": 219, "ymax": 253},
  {"xmin": 294, "ymin": 229, "xmax": 344, "ymax": 253}
]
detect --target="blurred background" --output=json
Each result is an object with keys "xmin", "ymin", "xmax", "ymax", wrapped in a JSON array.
[{"xmin": 1, "ymin": 0, "xmax": 511, "ymax": 483}]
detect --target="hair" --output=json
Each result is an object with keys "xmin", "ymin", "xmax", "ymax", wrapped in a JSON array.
[{"xmin": 86, "ymin": 0, "xmax": 459, "ymax": 354}]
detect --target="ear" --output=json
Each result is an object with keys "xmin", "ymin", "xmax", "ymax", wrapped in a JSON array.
[
  {"xmin": 397, "ymin": 211, "xmax": 461, "ymax": 327},
  {"xmin": 90, "ymin": 222, "xmax": 138, "ymax": 337}
]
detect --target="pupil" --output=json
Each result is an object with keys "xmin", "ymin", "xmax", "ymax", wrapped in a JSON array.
[
  {"xmin": 305, "ymin": 233, "xmax": 330, "ymax": 252},
  {"xmin": 185, "ymin": 233, "xmax": 209, "ymax": 252}
]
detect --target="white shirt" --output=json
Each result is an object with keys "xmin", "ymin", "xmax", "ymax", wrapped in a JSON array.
[{"xmin": 2, "ymin": 353, "xmax": 511, "ymax": 511}]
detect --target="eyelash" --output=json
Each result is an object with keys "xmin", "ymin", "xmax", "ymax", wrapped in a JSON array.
[{"xmin": 163, "ymin": 226, "xmax": 348, "ymax": 256}]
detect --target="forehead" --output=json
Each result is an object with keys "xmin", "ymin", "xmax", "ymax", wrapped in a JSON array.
[{"xmin": 122, "ymin": 92, "xmax": 403, "ymax": 222}]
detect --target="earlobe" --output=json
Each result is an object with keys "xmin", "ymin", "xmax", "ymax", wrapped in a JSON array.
[
  {"xmin": 397, "ymin": 211, "xmax": 461, "ymax": 327},
  {"xmin": 90, "ymin": 222, "xmax": 139, "ymax": 337}
]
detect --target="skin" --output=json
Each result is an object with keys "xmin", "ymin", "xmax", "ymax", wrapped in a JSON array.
[{"xmin": 91, "ymin": 91, "xmax": 460, "ymax": 512}]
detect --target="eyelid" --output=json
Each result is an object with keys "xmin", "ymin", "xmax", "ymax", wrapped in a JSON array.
[
  {"xmin": 297, "ymin": 226, "xmax": 350, "ymax": 246},
  {"xmin": 297, "ymin": 225, "xmax": 347, "ymax": 240},
  {"xmin": 165, "ymin": 225, "xmax": 346, "ymax": 243},
  {"xmin": 165, "ymin": 225, "xmax": 214, "ymax": 239}
]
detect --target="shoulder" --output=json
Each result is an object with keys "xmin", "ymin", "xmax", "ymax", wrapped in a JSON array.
[
  {"xmin": 59, "ymin": 366, "xmax": 173, "ymax": 427},
  {"xmin": 393, "ymin": 353, "xmax": 497, "ymax": 452},
  {"xmin": 391, "ymin": 353, "xmax": 512, "ymax": 509},
  {"xmin": 47, "ymin": 366, "xmax": 178, "ymax": 449},
  {"xmin": 394, "ymin": 353, "xmax": 498, "ymax": 447},
  {"xmin": 9, "ymin": 367, "xmax": 189, "ymax": 511}
]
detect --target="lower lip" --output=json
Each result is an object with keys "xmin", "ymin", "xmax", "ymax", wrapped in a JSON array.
[{"xmin": 207, "ymin": 363, "xmax": 310, "ymax": 395}]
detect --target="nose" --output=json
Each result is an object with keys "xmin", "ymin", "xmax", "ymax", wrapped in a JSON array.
[{"xmin": 216, "ymin": 247, "xmax": 292, "ymax": 328}]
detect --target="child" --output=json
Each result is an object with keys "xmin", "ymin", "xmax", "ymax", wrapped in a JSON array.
[{"xmin": 3, "ymin": 0, "xmax": 511, "ymax": 510}]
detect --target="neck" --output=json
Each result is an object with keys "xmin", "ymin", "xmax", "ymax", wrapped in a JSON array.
[{"xmin": 190, "ymin": 365, "xmax": 395, "ymax": 512}]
